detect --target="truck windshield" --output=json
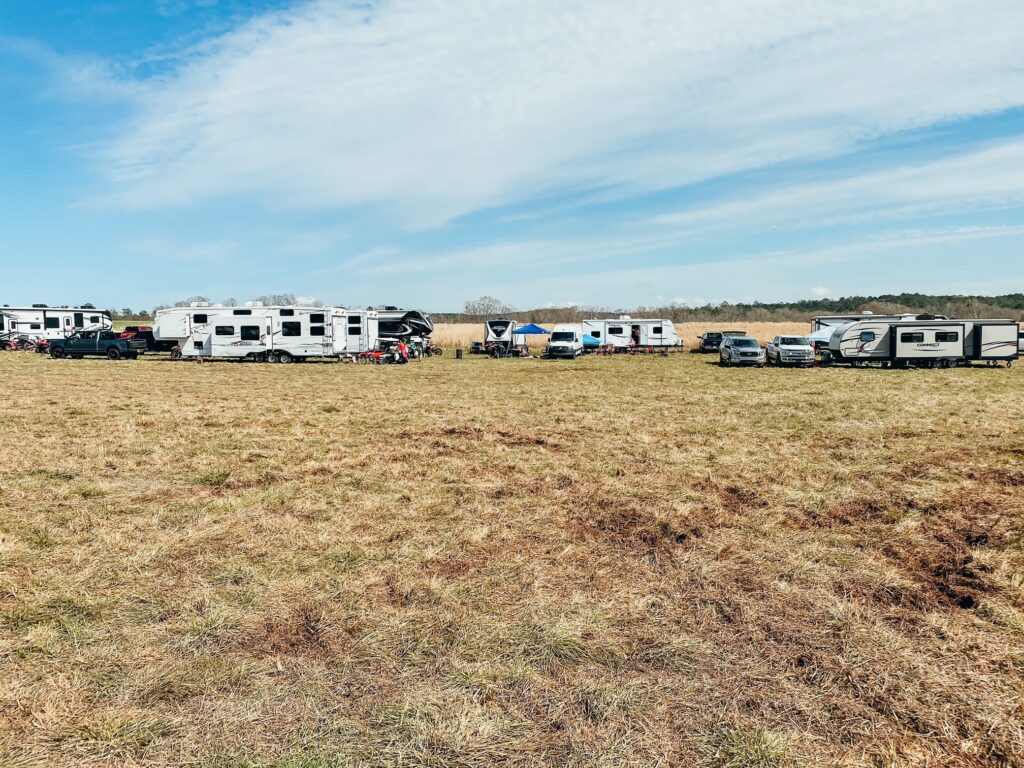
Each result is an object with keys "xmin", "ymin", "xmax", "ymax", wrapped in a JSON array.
[
  {"xmin": 733, "ymin": 338, "xmax": 759, "ymax": 347},
  {"xmin": 780, "ymin": 337, "xmax": 808, "ymax": 345},
  {"xmin": 551, "ymin": 332, "xmax": 575, "ymax": 342}
]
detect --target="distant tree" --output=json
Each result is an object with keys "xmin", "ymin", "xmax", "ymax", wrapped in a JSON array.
[
  {"xmin": 137, "ymin": 310, "xmax": 151, "ymax": 320},
  {"xmin": 464, "ymin": 296, "xmax": 515, "ymax": 316},
  {"xmin": 81, "ymin": 303, "xmax": 96, "ymax": 309},
  {"xmin": 121, "ymin": 308, "xmax": 134, "ymax": 319},
  {"xmin": 223, "ymin": 297, "xmax": 239, "ymax": 307},
  {"xmin": 107, "ymin": 307, "xmax": 120, "ymax": 320}
]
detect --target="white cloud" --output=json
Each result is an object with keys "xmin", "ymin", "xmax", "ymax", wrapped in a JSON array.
[
  {"xmin": 811, "ymin": 286, "xmax": 831, "ymax": 298},
  {"xmin": 650, "ymin": 138, "xmax": 1024, "ymax": 234},
  {"xmin": 89, "ymin": 0, "xmax": 1024, "ymax": 226}
]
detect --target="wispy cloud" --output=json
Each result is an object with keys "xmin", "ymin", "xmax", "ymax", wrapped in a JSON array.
[{"xmin": 79, "ymin": 0, "xmax": 1024, "ymax": 226}]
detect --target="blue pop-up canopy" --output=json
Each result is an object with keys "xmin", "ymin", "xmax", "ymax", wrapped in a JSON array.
[
  {"xmin": 582, "ymin": 334, "xmax": 600, "ymax": 348},
  {"xmin": 512, "ymin": 323, "xmax": 550, "ymax": 335}
]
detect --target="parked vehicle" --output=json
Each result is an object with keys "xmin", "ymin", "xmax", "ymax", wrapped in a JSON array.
[
  {"xmin": 719, "ymin": 336, "xmax": 765, "ymax": 367},
  {"xmin": 583, "ymin": 317, "xmax": 682, "ymax": 350},
  {"xmin": 811, "ymin": 312, "xmax": 947, "ymax": 334},
  {"xmin": 826, "ymin": 318, "xmax": 1019, "ymax": 368},
  {"xmin": 766, "ymin": 335, "xmax": 815, "ymax": 367},
  {"xmin": 694, "ymin": 330, "xmax": 746, "ymax": 353},
  {"xmin": 49, "ymin": 329, "xmax": 147, "ymax": 360},
  {"xmin": 0, "ymin": 305, "xmax": 111, "ymax": 344},
  {"xmin": 546, "ymin": 324, "xmax": 584, "ymax": 358}
]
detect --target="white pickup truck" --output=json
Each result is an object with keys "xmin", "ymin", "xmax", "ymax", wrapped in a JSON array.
[{"xmin": 765, "ymin": 335, "xmax": 815, "ymax": 367}]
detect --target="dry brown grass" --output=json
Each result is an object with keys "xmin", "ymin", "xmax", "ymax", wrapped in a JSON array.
[
  {"xmin": 432, "ymin": 322, "xmax": 809, "ymax": 349},
  {"xmin": 1, "ymin": 351, "xmax": 1022, "ymax": 766}
]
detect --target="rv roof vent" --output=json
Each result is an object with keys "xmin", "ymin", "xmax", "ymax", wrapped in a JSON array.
[
  {"xmin": 917, "ymin": 314, "xmax": 936, "ymax": 321},
  {"xmin": 861, "ymin": 311, "xmax": 873, "ymax": 315},
  {"xmin": 32, "ymin": 303, "xmax": 48, "ymax": 308},
  {"xmin": 190, "ymin": 301, "xmax": 211, "ymax": 308},
  {"xmin": 385, "ymin": 305, "xmax": 400, "ymax": 311},
  {"xmin": 619, "ymin": 314, "xmax": 631, "ymax": 320},
  {"xmin": 245, "ymin": 301, "xmax": 265, "ymax": 307}
]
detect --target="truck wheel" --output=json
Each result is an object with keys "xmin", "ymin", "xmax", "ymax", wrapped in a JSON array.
[
  {"xmin": 277, "ymin": 352, "xmax": 292, "ymax": 364},
  {"xmin": 50, "ymin": 347, "xmax": 66, "ymax": 359},
  {"xmin": 106, "ymin": 347, "xmax": 122, "ymax": 360}
]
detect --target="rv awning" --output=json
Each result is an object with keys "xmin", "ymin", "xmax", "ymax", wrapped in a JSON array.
[{"xmin": 512, "ymin": 323, "xmax": 550, "ymax": 335}]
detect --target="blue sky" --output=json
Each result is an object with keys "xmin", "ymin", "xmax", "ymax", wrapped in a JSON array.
[{"xmin": 1, "ymin": 0, "xmax": 1023, "ymax": 312}]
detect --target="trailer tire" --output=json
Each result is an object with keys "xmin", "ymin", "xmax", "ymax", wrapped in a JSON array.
[
  {"xmin": 106, "ymin": 347, "xmax": 122, "ymax": 360},
  {"xmin": 277, "ymin": 352, "xmax": 292, "ymax": 364},
  {"xmin": 50, "ymin": 347, "xmax": 66, "ymax": 359},
  {"xmin": 266, "ymin": 351, "xmax": 279, "ymax": 364}
]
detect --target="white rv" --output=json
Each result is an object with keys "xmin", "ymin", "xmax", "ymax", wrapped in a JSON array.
[
  {"xmin": 0, "ymin": 305, "xmax": 111, "ymax": 342},
  {"xmin": 828, "ymin": 318, "xmax": 1019, "ymax": 368},
  {"xmin": 583, "ymin": 316, "xmax": 681, "ymax": 350},
  {"xmin": 179, "ymin": 305, "xmax": 379, "ymax": 362}
]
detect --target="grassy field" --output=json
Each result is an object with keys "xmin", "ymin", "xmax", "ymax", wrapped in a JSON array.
[{"xmin": 1, "ymin": 349, "xmax": 1022, "ymax": 767}]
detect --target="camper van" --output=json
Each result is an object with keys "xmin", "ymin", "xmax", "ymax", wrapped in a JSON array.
[
  {"xmin": 546, "ymin": 324, "xmax": 584, "ymax": 359},
  {"xmin": 827, "ymin": 318, "xmax": 1019, "ymax": 368},
  {"xmin": 582, "ymin": 317, "xmax": 681, "ymax": 350},
  {"xmin": 180, "ymin": 305, "xmax": 378, "ymax": 362},
  {"xmin": 0, "ymin": 305, "xmax": 111, "ymax": 343}
]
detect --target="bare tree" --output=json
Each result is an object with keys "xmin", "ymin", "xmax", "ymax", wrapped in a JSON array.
[{"xmin": 464, "ymin": 296, "xmax": 515, "ymax": 316}]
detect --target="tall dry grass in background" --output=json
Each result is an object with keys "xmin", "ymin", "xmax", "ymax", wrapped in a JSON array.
[{"xmin": 432, "ymin": 321, "xmax": 811, "ymax": 349}]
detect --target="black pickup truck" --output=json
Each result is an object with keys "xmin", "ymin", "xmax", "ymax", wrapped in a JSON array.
[{"xmin": 49, "ymin": 329, "xmax": 148, "ymax": 360}]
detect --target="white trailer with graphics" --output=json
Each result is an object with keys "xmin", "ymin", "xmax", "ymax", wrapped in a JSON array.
[
  {"xmin": 0, "ymin": 305, "xmax": 112, "ymax": 343},
  {"xmin": 179, "ymin": 305, "xmax": 379, "ymax": 362},
  {"xmin": 827, "ymin": 318, "xmax": 1019, "ymax": 368}
]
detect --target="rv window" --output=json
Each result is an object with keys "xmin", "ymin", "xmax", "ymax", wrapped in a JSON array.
[
  {"xmin": 193, "ymin": 313, "xmax": 208, "ymax": 324},
  {"xmin": 310, "ymin": 313, "xmax": 325, "ymax": 324},
  {"xmin": 240, "ymin": 325, "xmax": 260, "ymax": 341},
  {"xmin": 608, "ymin": 326, "xmax": 623, "ymax": 335},
  {"xmin": 936, "ymin": 331, "xmax": 959, "ymax": 343},
  {"xmin": 591, "ymin": 330, "xmax": 601, "ymax": 338},
  {"xmin": 310, "ymin": 325, "xmax": 325, "ymax": 336},
  {"xmin": 279, "ymin": 309, "xmax": 295, "ymax": 316},
  {"xmin": 347, "ymin": 315, "xmax": 361, "ymax": 326},
  {"xmin": 0, "ymin": 317, "xmax": 4, "ymax": 329},
  {"xmin": 215, "ymin": 325, "xmax": 234, "ymax": 336},
  {"xmin": 74, "ymin": 313, "xmax": 83, "ymax": 327},
  {"xmin": 232, "ymin": 309, "xmax": 252, "ymax": 315},
  {"xmin": 901, "ymin": 332, "xmax": 924, "ymax": 343},
  {"xmin": 652, "ymin": 326, "xmax": 663, "ymax": 335},
  {"xmin": 859, "ymin": 331, "xmax": 876, "ymax": 342},
  {"xmin": 194, "ymin": 340, "xmax": 203, "ymax": 349},
  {"xmin": 281, "ymin": 322, "xmax": 301, "ymax": 337},
  {"xmin": 30, "ymin": 323, "xmax": 41, "ymax": 330},
  {"xmin": 45, "ymin": 317, "xmax": 60, "ymax": 329}
]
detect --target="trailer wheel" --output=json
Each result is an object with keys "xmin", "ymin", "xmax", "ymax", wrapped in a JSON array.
[
  {"xmin": 50, "ymin": 347, "xmax": 66, "ymax": 359},
  {"xmin": 266, "ymin": 351, "xmax": 279, "ymax": 364},
  {"xmin": 106, "ymin": 347, "xmax": 122, "ymax": 360},
  {"xmin": 277, "ymin": 352, "xmax": 292, "ymax": 364}
]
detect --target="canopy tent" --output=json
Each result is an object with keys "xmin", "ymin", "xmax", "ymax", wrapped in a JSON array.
[{"xmin": 512, "ymin": 323, "xmax": 550, "ymax": 335}]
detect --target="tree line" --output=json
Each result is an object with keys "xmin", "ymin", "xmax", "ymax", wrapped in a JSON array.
[{"xmin": 439, "ymin": 294, "xmax": 1024, "ymax": 324}]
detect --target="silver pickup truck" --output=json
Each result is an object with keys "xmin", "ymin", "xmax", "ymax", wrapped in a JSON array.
[{"xmin": 765, "ymin": 335, "xmax": 815, "ymax": 367}]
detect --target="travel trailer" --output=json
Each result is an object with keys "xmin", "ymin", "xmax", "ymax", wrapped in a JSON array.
[
  {"xmin": 582, "ymin": 317, "xmax": 681, "ymax": 350},
  {"xmin": 177, "ymin": 305, "xmax": 379, "ymax": 362},
  {"xmin": 484, "ymin": 318, "xmax": 519, "ymax": 356},
  {"xmin": 827, "ymin": 318, "xmax": 1019, "ymax": 368},
  {"xmin": 0, "ymin": 305, "xmax": 111, "ymax": 343}
]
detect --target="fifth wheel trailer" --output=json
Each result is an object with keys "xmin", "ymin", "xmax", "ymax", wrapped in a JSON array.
[
  {"xmin": 827, "ymin": 318, "xmax": 1019, "ymax": 368},
  {"xmin": 181, "ymin": 306, "xmax": 379, "ymax": 362},
  {"xmin": 0, "ymin": 305, "xmax": 111, "ymax": 343}
]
